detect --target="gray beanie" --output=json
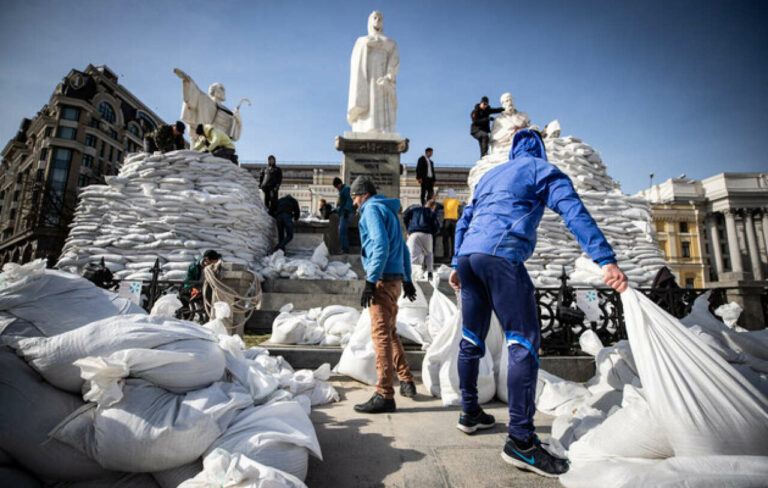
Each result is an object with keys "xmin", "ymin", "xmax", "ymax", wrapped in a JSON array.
[{"xmin": 350, "ymin": 176, "xmax": 377, "ymax": 196}]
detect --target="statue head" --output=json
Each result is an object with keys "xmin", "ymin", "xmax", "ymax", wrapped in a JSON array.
[
  {"xmin": 368, "ymin": 11, "xmax": 383, "ymax": 36},
  {"xmin": 500, "ymin": 93, "xmax": 515, "ymax": 113},
  {"xmin": 208, "ymin": 82, "xmax": 226, "ymax": 103}
]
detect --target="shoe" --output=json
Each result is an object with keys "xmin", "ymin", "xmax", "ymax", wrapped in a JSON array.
[
  {"xmin": 400, "ymin": 381, "xmax": 416, "ymax": 398},
  {"xmin": 427, "ymin": 272, "xmax": 433, "ymax": 281},
  {"xmin": 456, "ymin": 408, "xmax": 496, "ymax": 434},
  {"xmin": 501, "ymin": 436, "xmax": 569, "ymax": 478},
  {"xmin": 354, "ymin": 393, "xmax": 396, "ymax": 413}
]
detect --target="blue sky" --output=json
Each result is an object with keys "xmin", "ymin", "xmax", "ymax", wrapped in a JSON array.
[{"xmin": 0, "ymin": 0, "xmax": 765, "ymax": 193}]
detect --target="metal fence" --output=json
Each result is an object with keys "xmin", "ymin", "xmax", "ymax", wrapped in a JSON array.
[{"xmin": 106, "ymin": 259, "xmax": 760, "ymax": 355}]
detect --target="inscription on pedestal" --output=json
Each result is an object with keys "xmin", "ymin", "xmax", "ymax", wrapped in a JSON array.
[{"xmin": 335, "ymin": 136, "xmax": 408, "ymax": 198}]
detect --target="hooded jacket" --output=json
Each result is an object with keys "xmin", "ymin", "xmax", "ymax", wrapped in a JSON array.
[
  {"xmin": 453, "ymin": 129, "xmax": 615, "ymax": 267},
  {"xmin": 358, "ymin": 194, "xmax": 413, "ymax": 283},
  {"xmin": 403, "ymin": 206, "xmax": 440, "ymax": 235}
]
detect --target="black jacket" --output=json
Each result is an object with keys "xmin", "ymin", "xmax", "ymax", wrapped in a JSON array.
[
  {"xmin": 275, "ymin": 195, "xmax": 300, "ymax": 220},
  {"xmin": 416, "ymin": 156, "xmax": 435, "ymax": 182},
  {"xmin": 470, "ymin": 104, "xmax": 504, "ymax": 134},
  {"xmin": 259, "ymin": 165, "xmax": 282, "ymax": 191},
  {"xmin": 317, "ymin": 203, "xmax": 333, "ymax": 219}
]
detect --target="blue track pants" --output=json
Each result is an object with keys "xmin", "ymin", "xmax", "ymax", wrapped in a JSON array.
[{"xmin": 457, "ymin": 253, "xmax": 540, "ymax": 441}]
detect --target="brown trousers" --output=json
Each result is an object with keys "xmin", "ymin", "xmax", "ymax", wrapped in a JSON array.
[{"xmin": 369, "ymin": 280, "xmax": 413, "ymax": 398}]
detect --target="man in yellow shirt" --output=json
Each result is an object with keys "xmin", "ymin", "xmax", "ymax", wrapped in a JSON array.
[
  {"xmin": 194, "ymin": 124, "xmax": 238, "ymax": 164},
  {"xmin": 442, "ymin": 188, "xmax": 461, "ymax": 261}
]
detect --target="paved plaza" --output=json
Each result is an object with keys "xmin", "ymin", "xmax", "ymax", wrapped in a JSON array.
[{"xmin": 307, "ymin": 375, "xmax": 561, "ymax": 488}]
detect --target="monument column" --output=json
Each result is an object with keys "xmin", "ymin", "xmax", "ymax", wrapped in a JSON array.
[
  {"xmin": 724, "ymin": 208, "xmax": 743, "ymax": 273},
  {"xmin": 706, "ymin": 213, "xmax": 724, "ymax": 278},
  {"xmin": 335, "ymin": 136, "xmax": 409, "ymax": 199},
  {"xmin": 761, "ymin": 208, "xmax": 768, "ymax": 252},
  {"xmin": 744, "ymin": 209, "xmax": 763, "ymax": 281}
]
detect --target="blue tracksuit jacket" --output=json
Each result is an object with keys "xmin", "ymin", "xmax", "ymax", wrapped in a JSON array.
[
  {"xmin": 453, "ymin": 129, "xmax": 615, "ymax": 267},
  {"xmin": 403, "ymin": 206, "xmax": 440, "ymax": 235},
  {"xmin": 358, "ymin": 194, "xmax": 413, "ymax": 283}
]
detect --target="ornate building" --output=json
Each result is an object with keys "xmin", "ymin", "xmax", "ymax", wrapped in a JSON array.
[{"xmin": 0, "ymin": 65, "xmax": 165, "ymax": 265}]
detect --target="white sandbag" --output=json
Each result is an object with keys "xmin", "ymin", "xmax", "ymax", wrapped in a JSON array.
[
  {"xmin": 75, "ymin": 340, "xmax": 227, "ymax": 406},
  {"xmin": 586, "ymin": 340, "xmax": 638, "ymax": 392},
  {"xmin": 567, "ymin": 384, "xmax": 674, "ymax": 462},
  {"xmin": 270, "ymin": 309, "xmax": 318, "ymax": 345},
  {"xmin": 621, "ymin": 455, "xmax": 768, "ymax": 488},
  {"xmin": 7, "ymin": 314, "xmax": 217, "ymax": 393},
  {"xmin": 427, "ymin": 286, "xmax": 457, "ymax": 343},
  {"xmin": 150, "ymin": 294, "xmax": 183, "ymax": 317},
  {"xmin": 396, "ymin": 281, "xmax": 428, "ymax": 327},
  {"xmin": 0, "ymin": 264, "xmax": 145, "ymax": 337},
  {"xmin": 310, "ymin": 242, "xmax": 329, "ymax": 269},
  {"xmin": 179, "ymin": 448, "xmax": 306, "ymax": 488},
  {"xmin": 578, "ymin": 329, "xmax": 603, "ymax": 356},
  {"xmin": 621, "ymin": 288, "xmax": 768, "ymax": 456},
  {"xmin": 52, "ymin": 379, "xmax": 253, "ymax": 472},
  {"xmin": 715, "ymin": 301, "xmax": 743, "ymax": 328},
  {"xmin": 220, "ymin": 340, "xmax": 281, "ymax": 404},
  {"xmin": 152, "ymin": 461, "xmax": 203, "ymax": 488},
  {"xmin": 334, "ymin": 312, "xmax": 377, "ymax": 385},
  {"xmin": 206, "ymin": 401, "xmax": 322, "ymax": 481},
  {"xmin": 0, "ymin": 346, "xmax": 115, "ymax": 482}
]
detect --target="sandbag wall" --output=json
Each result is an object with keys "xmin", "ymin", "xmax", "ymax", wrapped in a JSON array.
[
  {"xmin": 57, "ymin": 150, "xmax": 276, "ymax": 281},
  {"xmin": 468, "ymin": 133, "xmax": 667, "ymax": 287}
]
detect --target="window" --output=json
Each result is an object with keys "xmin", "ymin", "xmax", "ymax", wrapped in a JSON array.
[
  {"xmin": 60, "ymin": 106, "xmax": 80, "ymax": 121},
  {"xmin": 128, "ymin": 124, "xmax": 139, "ymax": 137},
  {"xmin": 91, "ymin": 119, "xmax": 100, "ymax": 129},
  {"xmin": 116, "ymin": 150, "xmax": 122, "ymax": 163},
  {"xmin": 100, "ymin": 141, "xmax": 105, "ymax": 158},
  {"xmin": 679, "ymin": 222, "xmax": 689, "ymax": 233},
  {"xmin": 81, "ymin": 155, "xmax": 94, "ymax": 168},
  {"xmin": 78, "ymin": 175, "xmax": 89, "ymax": 187},
  {"xmin": 44, "ymin": 127, "xmax": 53, "ymax": 137},
  {"xmin": 36, "ymin": 169, "xmax": 44, "ymax": 182},
  {"xmin": 49, "ymin": 148, "xmax": 73, "ymax": 196},
  {"xmin": 9, "ymin": 209, "xmax": 15, "ymax": 221},
  {"xmin": 56, "ymin": 126, "xmax": 76, "ymax": 140},
  {"xmin": 40, "ymin": 148, "xmax": 48, "ymax": 161},
  {"xmin": 16, "ymin": 173, "xmax": 23, "ymax": 184},
  {"xmin": 136, "ymin": 112, "xmax": 156, "ymax": 131},
  {"xmin": 681, "ymin": 241, "xmax": 691, "ymax": 258},
  {"xmin": 98, "ymin": 101, "xmax": 115, "ymax": 123},
  {"xmin": 13, "ymin": 190, "xmax": 20, "ymax": 202},
  {"xmin": 685, "ymin": 277, "xmax": 695, "ymax": 289},
  {"xmin": 85, "ymin": 134, "xmax": 97, "ymax": 147}
]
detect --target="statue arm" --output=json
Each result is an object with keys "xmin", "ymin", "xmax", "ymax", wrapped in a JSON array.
[{"xmin": 386, "ymin": 42, "xmax": 400, "ymax": 81}]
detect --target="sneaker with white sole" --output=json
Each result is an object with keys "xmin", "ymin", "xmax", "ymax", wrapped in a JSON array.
[
  {"xmin": 501, "ymin": 435, "xmax": 569, "ymax": 478},
  {"xmin": 456, "ymin": 408, "xmax": 496, "ymax": 434}
]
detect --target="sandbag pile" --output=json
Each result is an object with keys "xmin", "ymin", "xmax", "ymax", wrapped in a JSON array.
[
  {"xmin": 56, "ymin": 150, "xmax": 276, "ymax": 281},
  {"xmin": 467, "ymin": 128, "xmax": 666, "ymax": 287},
  {"xmin": 0, "ymin": 260, "xmax": 337, "ymax": 487},
  {"xmin": 257, "ymin": 243, "xmax": 357, "ymax": 281}
]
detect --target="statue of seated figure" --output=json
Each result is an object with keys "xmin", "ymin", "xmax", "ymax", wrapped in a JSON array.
[{"xmin": 489, "ymin": 93, "xmax": 530, "ymax": 154}]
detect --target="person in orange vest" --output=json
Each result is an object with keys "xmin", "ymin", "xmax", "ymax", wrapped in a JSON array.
[{"xmin": 442, "ymin": 188, "xmax": 461, "ymax": 261}]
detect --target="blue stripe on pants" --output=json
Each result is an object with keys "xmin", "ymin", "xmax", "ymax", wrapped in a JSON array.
[{"xmin": 457, "ymin": 253, "xmax": 540, "ymax": 441}]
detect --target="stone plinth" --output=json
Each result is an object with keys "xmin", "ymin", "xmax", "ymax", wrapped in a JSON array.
[{"xmin": 335, "ymin": 134, "xmax": 408, "ymax": 199}]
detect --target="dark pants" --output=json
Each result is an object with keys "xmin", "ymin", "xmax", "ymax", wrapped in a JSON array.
[
  {"xmin": 143, "ymin": 137, "xmax": 157, "ymax": 153},
  {"xmin": 442, "ymin": 218, "xmax": 456, "ymax": 260},
  {"xmin": 471, "ymin": 129, "xmax": 490, "ymax": 157},
  {"xmin": 264, "ymin": 188, "xmax": 279, "ymax": 216},
  {"xmin": 338, "ymin": 210, "xmax": 351, "ymax": 254},
  {"xmin": 457, "ymin": 254, "xmax": 540, "ymax": 441},
  {"xmin": 420, "ymin": 179, "xmax": 435, "ymax": 205},
  {"xmin": 275, "ymin": 213, "xmax": 294, "ymax": 251},
  {"xmin": 212, "ymin": 147, "xmax": 238, "ymax": 164}
]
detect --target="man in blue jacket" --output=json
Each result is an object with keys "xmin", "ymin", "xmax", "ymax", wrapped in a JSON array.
[
  {"xmin": 449, "ymin": 129, "xmax": 627, "ymax": 478},
  {"xmin": 403, "ymin": 200, "xmax": 440, "ymax": 280},
  {"xmin": 350, "ymin": 176, "xmax": 419, "ymax": 413}
]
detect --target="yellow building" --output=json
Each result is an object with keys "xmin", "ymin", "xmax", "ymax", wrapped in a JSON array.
[{"xmin": 650, "ymin": 202, "xmax": 708, "ymax": 288}]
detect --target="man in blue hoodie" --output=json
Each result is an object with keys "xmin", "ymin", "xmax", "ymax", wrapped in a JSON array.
[
  {"xmin": 350, "ymin": 176, "xmax": 419, "ymax": 413},
  {"xmin": 449, "ymin": 129, "xmax": 627, "ymax": 478}
]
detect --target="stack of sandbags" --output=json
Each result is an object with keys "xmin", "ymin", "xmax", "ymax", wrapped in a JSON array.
[
  {"xmin": 56, "ymin": 150, "xmax": 276, "ymax": 281},
  {"xmin": 0, "ymin": 260, "xmax": 336, "ymax": 486},
  {"xmin": 467, "ymin": 127, "xmax": 666, "ymax": 288},
  {"xmin": 257, "ymin": 244, "xmax": 358, "ymax": 281}
]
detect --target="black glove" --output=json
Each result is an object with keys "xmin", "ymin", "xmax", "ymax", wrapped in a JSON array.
[
  {"xmin": 361, "ymin": 281, "xmax": 377, "ymax": 308},
  {"xmin": 403, "ymin": 281, "xmax": 417, "ymax": 302}
]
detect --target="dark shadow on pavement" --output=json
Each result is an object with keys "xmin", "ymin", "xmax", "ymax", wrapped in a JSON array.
[{"xmin": 306, "ymin": 409, "xmax": 426, "ymax": 488}]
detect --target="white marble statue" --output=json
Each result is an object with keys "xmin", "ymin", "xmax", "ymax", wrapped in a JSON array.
[
  {"xmin": 173, "ymin": 68, "xmax": 250, "ymax": 142},
  {"xmin": 347, "ymin": 11, "xmax": 399, "ymax": 134},
  {"xmin": 489, "ymin": 93, "xmax": 531, "ymax": 154}
]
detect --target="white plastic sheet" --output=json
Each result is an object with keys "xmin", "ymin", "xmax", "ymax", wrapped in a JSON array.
[{"xmin": 179, "ymin": 448, "xmax": 306, "ymax": 488}]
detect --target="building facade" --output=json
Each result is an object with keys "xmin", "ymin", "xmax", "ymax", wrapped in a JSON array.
[
  {"xmin": 641, "ymin": 173, "xmax": 768, "ymax": 286},
  {"xmin": 0, "ymin": 65, "xmax": 165, "ymax": 266},
  {"xmin": 243, "ymin": 162, "xmax": 472, "ymax": 214}
]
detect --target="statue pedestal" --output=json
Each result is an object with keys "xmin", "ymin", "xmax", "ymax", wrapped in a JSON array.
[{"xmin": 335, "ymin": 134, "xmax": 409, "ymax": 199}]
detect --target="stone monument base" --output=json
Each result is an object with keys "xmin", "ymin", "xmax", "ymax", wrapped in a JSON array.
[{"xmin": 335, "ymin": 134, "xmax": 409, "ymax": 200}]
